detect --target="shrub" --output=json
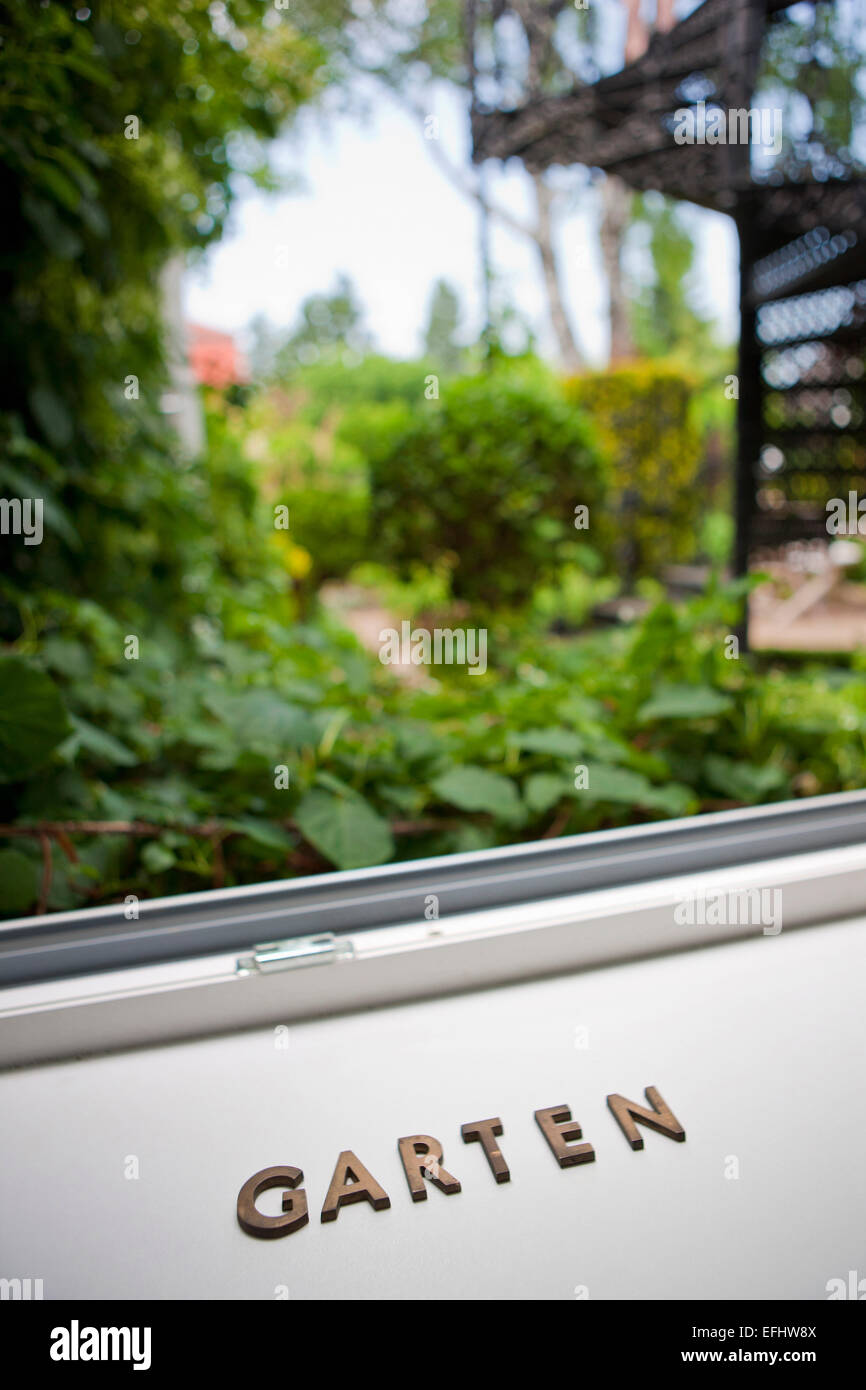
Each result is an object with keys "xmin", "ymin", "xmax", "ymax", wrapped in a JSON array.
[
  {"xmin": 565, "ymin": 363, "xmax": 703, "ymax": 585},
  {"xmin": 367, "ymin": 366, "xmax": 603, "ymax": 606},
  {"xmin": 285, "ymin": 487, "xmax": 370, "ymax": 583},
  {"xmin": 238, "ymin": 358, "xmax": 436, "ymax": 584},
  {"xmin": 284, "ymin": 356, "xmax": 436, "ymax": 422}
]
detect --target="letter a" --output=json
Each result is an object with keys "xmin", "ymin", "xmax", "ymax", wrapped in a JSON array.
[{"xmin": 320, "ymin": 1151, "xmax": 390, "ymax": 1222}]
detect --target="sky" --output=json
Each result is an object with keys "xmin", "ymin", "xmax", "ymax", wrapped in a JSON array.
[{"xmin": 184, "ymin": 78, "xmax": 741, "ymax": 368}]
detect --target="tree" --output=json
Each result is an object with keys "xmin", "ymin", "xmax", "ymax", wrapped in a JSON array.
[
  {"xmin": 627, "ymin": 193, "xmax": 714, "ymax": 361},
  {"xmin": 423, "ymin": 279, "xmax": 464, "ymax": 372},
  {"xmin": 341, "ymin": 0, "xmax": 590, "ymax": 368},
  {"xmin": 600, "ymin": 175, "xmax": 636, "ymax": 364},
  {"xmin": 247, "ymin": 315, "xmax": 284, "ymax": 382},
  {"xmin": 359, "ymin": 0, "xmax": 651, "ymax": 369},
  {"xmin": 276, "ymin": 274, "xmax": 372, "ymax": 371},
  {"xmin": 0, "ymin": 0, "xmax": 348, "ymax": 648},
  {"xmin": 278, "ymin": 1, "xmax": 650, "ymax": 369},
  {"xmin": 758, "ymin": 0, "xmax": 866, "ymax": 180}
]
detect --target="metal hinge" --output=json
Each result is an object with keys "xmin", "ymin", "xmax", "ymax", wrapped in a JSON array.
[{"xmin": 236, "ymin": 932, "xmax": 354, "ymax": 976}]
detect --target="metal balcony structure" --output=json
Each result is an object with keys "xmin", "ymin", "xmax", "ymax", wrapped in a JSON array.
[{"xmin": 467, "ymin": 0, "xmax": 866, "ymax": 573}]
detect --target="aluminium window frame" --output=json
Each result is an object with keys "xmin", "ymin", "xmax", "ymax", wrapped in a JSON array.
[
  {"xmin": 1, "ymin": 790, "xmax": 865, "ymax": 1068},
  {"xmin": 2, "ymin": 788, "xmax": 866, "ymax": 988}
]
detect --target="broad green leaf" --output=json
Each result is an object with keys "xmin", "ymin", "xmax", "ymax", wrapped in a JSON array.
[
  {"xmin": 226, "ymin": 818, "xmax": 295, "ymax": 853},
  {"xmin": 314, "ymin": 770, "xmax": 357, "ymax": 797},
  {"xmin": 576, "ymin": 762, "xmax": 651, "ymax": 805},
  {"xmin": 68, "ymin": 716, "xmax": 138, "ymax": 767},
  {"xmin": 0, "ymin": 658, "xmax": 70, "ymax": 782},
  {"xmin": 555, "ymin": 693, "xmax": 606, "ymax": 724},
  {"xmin": 79, "ymin": 198, "xmax": 110, "ymax": 238},
  {"xmin": 204, "ymin": 688, "xmax": 316, "ymax": 753},
  {"xmin": 578, "ymin": 762, "xmax": 693, "ymax": 816},
  {"xmin": 444, "ymin": 824, "xmax": 497, "ymax": 854},
  {"xmin": 394, "ymin": 720, "xmax": 443, "ymax": 760},
  {"xmin": 31, "ymin": 160, "xmax": 81, "ymax": 211},
  {"xmin": 638, "ymin": 684, "xmax": 734, "ymax": 722},
  {"xmin": 430, "ymin": 765, "xmax": 523, "ymax": 822},
  {"xmin": 512, "ymin": 728, "xmax": 585, "ymax": 757},
  {"xmin": 703, "ymin": 755, "xmax": 788, "ymax": 803},
  {"xmin": 21, "ymin": 193, "xmax": 83, "ymax": 259},
  {"xmin": 635, "ymin": 781, "xmax": 694, "ymax": 817},
  {"xmin": 141, "ymin": 842, "xmax": 176, "ymax": 874},
  {"xmin": 294, "ymin": 789, "xmax": 394, "ymax": 870},
  {"xmin": 378, "ymin": 783, "xmax": 423, "ymax": 814},
  {"xmin": 524, "ymin": 772, "xmax": 570, "ymax": 815},
  {"xmin": 40, "ymin": 637, "xmax": 91, "ymax": 681},
  {"xmin": 0, "ymin": 848, "xmax": 39, "ymax": 916},
  {"xmin": 28, "ymin": 385, "xmax": 73, "ymax": 447}
]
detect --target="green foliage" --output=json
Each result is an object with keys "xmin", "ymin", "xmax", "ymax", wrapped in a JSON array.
[
  {"xmin": 274, "ymin": 274, "xmax": 372, "ymax": 372},
  {"xmin": 0, "ymin": 658, "xmax": 70, "ymax": 781},
  {"xmin": 0, "ymin": 0, "xmax": 334, "ymax": 634},
  {"xmin": 423, "ymin": 279, "xmax": 464, "ymax": 375},
  {"xmin": 699, "ymin": 511, "xmax": 736, "ymax": 572},
  {"xmin": 759, "ymin": 0, "xmax": 866, "ymax": 180},
  {"xmin": 0, "ymin": 848, "xmax": 39, "ymax": 916},
  {"xmin": 287, "ymin": 356, "xmax": 436, "ymax": 424},
  {"xmin": 530, "ymin": 562, "xmax": 615, "ymax": 630},
  {"xmin": 238, "ymin": 355, "xmax": 444, "ymax": 584},
  {"xmin": 294, "ymin": 787, "xmax": 394, "ymax": 870},
  {"xmin": 627, "ymin": 193, "xmax": 715, "ymax": 360},
  {"xmin": 367, "ymin": 366, "xmax": 603, "ymax": 605},
  {"xmin": 286, "ymin": 489, "xmax": 370, "ymax": 585},
  {"xmin": 430, "ymin": 766, "xmax": 523, "ymax": 823},
  {"xmin": 3, "ymin": 579, "xmax": 865, "ymax": 918},
  {"xmin": 565, "ymin": 363, "xmax": 703, "ymax": 584},
  {"xmin": 3, "ymin": 1, "xmax": 865, "ymax": 924}
]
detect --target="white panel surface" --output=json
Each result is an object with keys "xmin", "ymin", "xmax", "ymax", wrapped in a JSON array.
[{"xmin": 1, "ymin": 915, "xmax": 864, "ymax": 1301}]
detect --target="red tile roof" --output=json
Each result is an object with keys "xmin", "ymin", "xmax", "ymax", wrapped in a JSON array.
[{"xmin": 186, "ymin": 323, "xmax": 249, "ymax": 388}]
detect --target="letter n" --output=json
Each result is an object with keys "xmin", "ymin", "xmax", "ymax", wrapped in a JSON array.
[{"xmin": 606, "ymin": 1085, "xmax": 686, "ymax": 1150}]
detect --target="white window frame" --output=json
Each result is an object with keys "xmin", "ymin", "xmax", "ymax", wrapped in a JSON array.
[{"xmin": 1, "ymin": 790, "xmax": 865, "ymax": 1067}]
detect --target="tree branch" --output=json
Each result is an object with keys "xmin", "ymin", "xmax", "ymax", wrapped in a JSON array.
[{"xmin": 0, "ymin": 817, "xmax": 462, "ymax": 841}]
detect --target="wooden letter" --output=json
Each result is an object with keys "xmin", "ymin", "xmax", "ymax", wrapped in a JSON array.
[
  {"xmin": 398, "ymin": 1135, "xmax": 461, "ymax": 1201},
  {"xmin": 237, "ymin": 1165, "xmax": 308, "ymax": 1239},
  {"xmin": 606, "ymin": 1085, "xmax": 686, "ymax": 1150},
  {"xmin": 461, "ymin": 1117, "xmax": 510, "ymax": 1184},
  {"xmin": 535, "ymin": 1105, "xmax": 595, "ymax": 1168},
  {"xmin": 320, "ymin": 1151, "xmax": 391, "ymax": 1223}
]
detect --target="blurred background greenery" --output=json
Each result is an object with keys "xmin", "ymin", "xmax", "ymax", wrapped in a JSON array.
[{"xmin": 1, "ymin": 0, "xmax": 864, "ymax": 917}]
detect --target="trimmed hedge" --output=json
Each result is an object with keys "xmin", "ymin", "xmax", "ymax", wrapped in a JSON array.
[
  {"xmin": 367, "ymin": 368, "xmax": 603, "ymax": 606},
  {"xmin": 565, "ymin": 363, "xmax": 703, "ymax": 584}
]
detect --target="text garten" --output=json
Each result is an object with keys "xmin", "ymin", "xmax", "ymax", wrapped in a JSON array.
[{"xmin": 237, "ymin": 1085, "xmax": 684, "ymax": 1237}]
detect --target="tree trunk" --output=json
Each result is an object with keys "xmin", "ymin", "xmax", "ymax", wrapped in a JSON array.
[
  {"xmin": 532, "ymin": 173, "xmax": 584, "ymax": 373},
  {"xmin": 599, "ymin": 174, "xmax": 635, "ymax": 364},
  {"xmin": 623, "ymin": 0, "xmax": 649, "ymax": 64}
]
